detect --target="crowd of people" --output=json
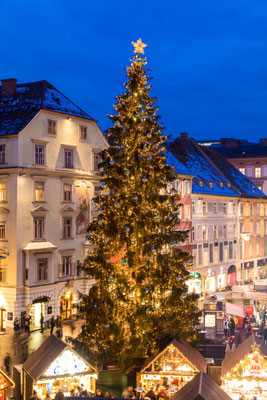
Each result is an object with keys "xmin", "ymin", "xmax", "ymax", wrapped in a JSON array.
[{"xmin": 13, "ymin": 314, "xmax": 64, "ymax": 338}]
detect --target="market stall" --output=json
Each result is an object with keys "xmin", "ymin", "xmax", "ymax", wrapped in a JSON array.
[
  {"xmin": 172, "ymin": 371, "xmax": 232, "ymax": 400},
  {"xmin": 137, "ymin": 339, "xmax": 206, "ymax": 396},
  {"xmin": 0, "ymin": 368, "xmax": 15, "ymax": 400},
  {"xmin": 221, "ymin": 335, "xmax": 267, "ymax": 400},
  {"xmin": 22, "ymin": 335, "xmax": 97, "ymax": 400}
]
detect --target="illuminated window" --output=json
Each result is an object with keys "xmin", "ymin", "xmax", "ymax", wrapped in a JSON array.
[
  {"xmin": 63, "ymin": 217, "xmax": 72, "ymax": 238},
  {"xmin": 34, "ymin": 182, "xmax": 44, "ymax": 202},
  {"xmin": 93, "ymin": 153, "xmax": 100, "ymax": 171},
  {"xmin": 0, "ymin": 145, "xmax": 6, "ymax": 164},
  {"xmin": 37, "ymin": 259, "xmax": 48, "ymax": 281},
  {"xmin": 34, "ymin": 217, "xmax": 44, "ymax": 240},
  {"xmin": 35, "ymin": 145, "xmax": 45, "ymax": 165},
  {"xmin": 239, "ymin": 167, "xmax": 245, "ymax": 174},
  {"xmin": 203, "ymin": 250, "xmax": 208, "ymax": 266},
  {"xmin": 214, "ymin": 248, "xmax": 218, "ymax": 264},
  {"xmin": 64, "ymin": 149, "xmax": 73, "ymax": 168},
  {"xmin": 48, "ymin": 120, "xmax": 57, "ymax": 135},
  {"xmin": 184, "ymin": 205, "xmax": 190, "ymax": 220},
  {"xmin": 0, "ymin": 183, "xmax": 6, "ymax": 201},
  {"xmin": 79, "ymin": 125, "xmax": 87, "ymax": 140},
  {"xmin": 202, "ymin": 226, "xmax": 207, "ymax": 240},
  {"xmin": 255, "ymin": 167, "xmax": 261, "ymax": 178},
  {"xmin": 63, "ymin": 184, "xmax": 72, "ymax": 202},
  {"xmin": 0, "ymin": 223, "xmax": 6, "ymax": 240}
]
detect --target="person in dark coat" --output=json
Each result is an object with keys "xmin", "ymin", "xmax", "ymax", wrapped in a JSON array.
[
  {"xmin": 54, "ymin": 389, "xmax": 65, "ymax": 400},
  {"xmin": 229, "ymin": 318, "xmax": 235, "ymax": 337},
  {"xmin": 50, "ymin": 316, "xmax": 56, "ymax": 335},
  {"xmin": 246, "ymin": 322, "xmax": 253, "ymax": 337},
  {"xmin": 146, "ymin": 389, "xmax": 156, "ymax": 400},
  {"xmin": 13, "ymin": 317, "xmax": 20, "ymax": 337},
  {"xmin": 40, "ymin": 314, "xmax": 44, "ymax": 333},
  {"xmin": 264, "ymin": 324, "xmax": 267, "ymax": 345}
]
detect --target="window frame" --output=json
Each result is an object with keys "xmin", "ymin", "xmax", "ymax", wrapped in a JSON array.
[
  {"xmin": 93, "ymin": 153, "xmax": 100, "ymax": 171},
  {"xmin": 79, "ymin": 125, "xmax": 87, "ymax": 140},
  {"xmin": 48, "ymin": 119, "xmax": 57, "ymax": 136},
  {"xmin": 33, "ymin": 217, "xmax": 45, "ymax": 240},
  {"xmin": 0, "ymin": 222, "xmax": 6, "ymax": 240},
  {"xmin": 63, "ymin": 183, "xmax": 72, "ymax": 202},
  {"xmin": 255, "ymin": 167, "xmax": 262, "ymax": 178},
  {"xmin": 37, "ymin": 258, "xmax": 48, "ymax": 282},
  {"xmin": 0, "ymin": 183, "xmax": 6, "ymax": 202},
  {"xmin": 63, "ymin": 217, "xmax": 72, "ymax": 239},
  {"xmin": 35, "ymin": 144, "xmax": 46, "ymax": 165},
  {"xmin": 34, "ymin": 182, "xmax": 45, "ymax": 202},
  {"xmin": 64, "ymin": 149, "xmax": 74, "ymax": 169},
  {"xmin": 0, "ymin": 145, "xmax": 6, "ymax": 164}
]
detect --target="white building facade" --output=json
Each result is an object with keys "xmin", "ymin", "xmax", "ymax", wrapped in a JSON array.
[{"xmin": 0, "ymin": 79, "xmax": 107, "ymax": 331}]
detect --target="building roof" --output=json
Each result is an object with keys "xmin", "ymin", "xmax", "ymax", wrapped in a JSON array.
[
  {"xmin": 0, "ymin": 80, "xmax": 95, "ymax": 136},
  {"xmin": 221, "ymin": 334, "xmax": 267, "ymax": 377},
  {"xmin": 168, "ymin": 137, "xmax": 266, "ymax": 199},
  {"xmin": 172, "ymin": 371, "xmax": 232, "ymax": 400},
  {"xmin": 140, "ymin": 338, "xmax": 207, "ymax": 374},
  {"xmin": 22, "ymin": 334, "xmax": 96, "ymax": 381},
  {"xmin": 0, "ymin": 368, "xmax": 15, "ymax": 389},
  {"xmin": 199, "ymin": 138, "xmax": 267, "ymax": 159}
]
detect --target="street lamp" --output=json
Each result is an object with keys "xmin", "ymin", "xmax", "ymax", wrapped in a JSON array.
[{"xmin": 240, "ymin": 232, "xmax": 251, "ymax": 283}]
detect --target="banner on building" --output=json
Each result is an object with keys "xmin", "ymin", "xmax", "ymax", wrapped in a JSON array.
[
  {"xmin": 76, "ymin": 184, "xmax": 90, "ymax": 234},
  {"xmin": 225, "ymin": 302, "xmax": 245, "ymax": 318}
]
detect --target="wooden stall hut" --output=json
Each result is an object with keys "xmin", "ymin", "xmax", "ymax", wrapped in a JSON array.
[
  {"xmin": 0, "ymin": 368, "xmax": 15, "ymax": 400},
  {"xmin": 221, "ymin": 334, "xmax": 267, "ymax": 400},
  {"xmin": 137, "ymin": 339, "xmax": 207, "ymax": 396},
  {"xmin": 172, "ymin": 371, "xmax": 232, "ymax": 400},
  {"xmin": 22, "ymin": 335, "xmax": 97, "ymax": 400}
]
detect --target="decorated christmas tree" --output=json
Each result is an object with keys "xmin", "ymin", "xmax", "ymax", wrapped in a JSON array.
[{"xmin": 77, "ymin": 39, "xmax": 200, "ymax": 373}]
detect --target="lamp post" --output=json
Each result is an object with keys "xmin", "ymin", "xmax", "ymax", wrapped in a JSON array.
[{"xmin": 240, "ymin": 232, "xmax": 251, "ymax": 284}]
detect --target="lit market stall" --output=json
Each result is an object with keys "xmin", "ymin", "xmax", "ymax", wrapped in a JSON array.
[
  {"xmin": 221, "ymin": 335, "xmax": 267, "ymax": 400},
  {"xmin": 137, "ymin": 339, "xmax": 206, "ymax": 396},
  {"xmin": 22, "ymin": 335, "xmax": 97, "ymax": 400},
  {"xmin": 172, "ymin": 371, "xmax": 232, "ymax": 400},
  {"xmin": 0, "ymin": 369, "xmax": 14, "ymax": 400}
]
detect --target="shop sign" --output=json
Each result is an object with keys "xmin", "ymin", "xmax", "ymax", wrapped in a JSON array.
[
  {"xmin": 189, "ymin": 272, "xmax": 200, "ymax": 279},
  {"xmin": 257, "ymin": 258, "xmax": 267, "ymax": 267},
  {"xmin": 245, "ymin": 306, "xmax": 254, "ymax": 317},
  {"xmin": 205, "ymin": 314, "xmax": 216, "ymax": 327},
  {"xmin": 42, "ymin": 349, "xmax": 92, "ymax": 377},
  {"xmin": 244, "ymin": 261, "xmax": 254, "ymax": 270}
]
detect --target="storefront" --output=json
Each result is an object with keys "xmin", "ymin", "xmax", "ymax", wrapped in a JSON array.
[
  {"xmin": 227, "ymin": 265, "xmax": 237, "ymax": 287},
  {"xmin": 29, "ymin": 297, "xmax": 50, "ymax": 329},
  {"xmin": 0, "ymin": 369, "xmax": 14, "ymax": 400},
  {"xmin": 187, "ymin": 272, "xmax": 201, "ymax": 294},
  {"xmin": 221, "ymin": 335, "xmax": 267, "ymax": 400},
  {"xmin": 137, "ymin": 339, "xmax": 206, "ymax": 396},
  {"xmin": 217, "ymin": 267, "xmax": 226, "ymax": 289},
  {"xmin": 204, "ymin": 270, "xmax": 216, "ymax": 293},
  {"xmin": 257, "ymin": 258, "xmax": 267, "ymax": 280},
  {"xmin": 22, "ymin": 335, "xmax": 97, "ymax": 400}
]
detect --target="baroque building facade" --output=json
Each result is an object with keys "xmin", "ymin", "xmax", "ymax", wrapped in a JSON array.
[{"xmin": 0, "ymin": 79, "xmax": 107, "ymax": 331}]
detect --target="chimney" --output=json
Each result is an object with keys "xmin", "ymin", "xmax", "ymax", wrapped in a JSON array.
[
  {"xmin": 1, "ymin": 78, "xmax": 17, "ymax": 97},
  {"xmin": 180, "ymin": 132, "xmax": 188, "ymax": 139}
]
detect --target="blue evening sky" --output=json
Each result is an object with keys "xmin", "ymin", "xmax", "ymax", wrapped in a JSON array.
[{"xmin": 1, "ymin": 0, "xmax": 267, "ymax": 142}]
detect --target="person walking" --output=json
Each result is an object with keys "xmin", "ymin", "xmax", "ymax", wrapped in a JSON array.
[
  {"xmin": 223, "ymin": 319, "xmax": 228, "ymax": 338},
  {"xmin": 246, "ymin": 321, "xmax": 253, "ymax": 337},
  {"xmin": 24, "ymin": 314, "xmax": 31, "ymax": 334},
  {"xmin": 4, "ymin": 353, "xmax": 11, "ymax": 375},
  {"xmin": 229, "ymin": 318, "xmax": 236, "ymax": 337},
  {"xmin": 263, "ymin": 324, "xmax": 267, "ymax": 345},
  {"xmin": 54, "ymin": 389, "xmax": 65, "ymax": 400},
  {"xmin": 40, "ymin": 314, "xmax": 44, "ymax": 333},
  {"xmin": 13, "ymin": 317, "xmax": 20, "ymax": 337},
  {"xmin": 50, "ymin": 316, "xmax": 56, "ymax": 335}
]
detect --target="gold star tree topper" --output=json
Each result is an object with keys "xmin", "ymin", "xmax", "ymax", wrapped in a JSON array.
[{"xmin": 132, "ymin": 38, "xmax": 147, "ymax": 54}]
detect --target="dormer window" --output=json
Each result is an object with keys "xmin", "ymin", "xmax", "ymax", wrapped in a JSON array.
[
  {"xmin": 219, "ymin": 182, "xmax": 223, "ymax": 189},
  {"xmin": 48, "ymin": 120, "xmax": 57, "ymax": 135},
  {"xmin": 209, "ymin": 182, "xmax": 213, "ymax": 189},
  {"xmin": 199, "ymin": 181, "xmax": 203, "ymax": 188}
]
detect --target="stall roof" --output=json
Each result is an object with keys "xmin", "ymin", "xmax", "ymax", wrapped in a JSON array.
[
  {"xmin": 0, "ymin": 368, "xmax": 15, "ymax": 389},
  {"xmin": 23, "ymin": 334, "xmax": 96, "ymax": 380},
  {"xmin": 140, "ymin": 339, "xmax": 207, "ymax": 373},
  {"xmin": 221, "ymin": 335, "xmax": 267, "ymax": 377},
  {"xmin": 172, "ymin": 372, "xmax": 232, "ymax": 400}
]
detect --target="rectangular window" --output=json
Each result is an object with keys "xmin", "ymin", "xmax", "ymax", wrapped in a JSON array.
[
  {"xmin": 35, "ymin": 145, "xmax": 45, "ymax": 165},
  {"xmin": 255, "ymin": 167, "xmax": 262, "ymax": 178},
  {"xmin": 0, "ymin": 223, "xmax": 5, "ymax": 240},
  {"xmin": 240, "ymin": 222, "xmax": 244, "ymax": 233},
  {"xmin": 63, "ymin": 184, "xmax": 72, "ymax": 202},
  {"xmin": 34, "ymin": 217, "xmax": 44, "ymax": 240},
  {"xmin": 192, "ymin": 201, "xmax": 195, "ymax": 213},
  {"xmin": 219, "ymin": 243, "xmax": 223, "ymax": 262},
  {"xmin": 209, "ymin": 244, "xmax": 213, "ymax": 263},
  {"xmin": 224, "ymin": 247, "xmax": 228, "ymax": 262},
  {"xmin": 213, "ymin": 202, "xmax": 217, "ymax": 213},
  {"xmin": 0, "ymin": 183, "xmax": 6, "ymax": 201},
  {"xmin": 240, "ymin": 202, "xmax": 244, "ymax": 215},
  {"xmin": 229, "ymin": 241, "xmax": 233, "ymax": 259},
  {"xmin": 202, "ymin": 201, "xmax": 207, "ymax": 214},
  {"xmin": 203, "ymin": 250, "xmax": 208, "ymax": 266},
  {"xmin": 64, "ymin": 149, "xmax": 73, "ymax": 168},
  {"xmin": 34, "ymin": 182, "xmax": 45, "ymax": 202},
  {"xmin": 63, "ymin": 217, "xmax": 72, "ymax": 238},
  {"xmin": 213, "ymin": 225, "xmax": 217, "ymax": 239},
  {"xmin": 48, "ymin": 119, "xmax": 57, "ymax": 135},
  {"xmin": 184, "ymin": 205, "xmax": 190, "ymax": 220},
  {"xmin": 239, "ymin": 167, "xmax": 245, "ymax": 174},
  {"xmin": 0, "ymin": 145, "xmax": 6, "ymax": 164},
  {"xmin": 198, "ymin": 245, "xmax": 202, "ymax": 265},
  {"xmin": 250, "ymin": 203, "xmax": 254, "ymax": 215},
  {"xmin": 214, "ymin": 248, "xmax": 219, "ymax": 264},
  {"xmin": 233, "ymin": 203, "xmax": 236, "ymax": 214},
  {"xmin": 202, "ymin": 226, "xmax": 207, "ymax": 240},
  {"xmin": 233, "ymin": 224, "xmax": 236, "ymax": 237},
  {"xmin": 257, "ymin": 221, "xmax": 260, "ymax": 234},
  {"xmin": 185, "ymin": 181, "xmax": 190, "ymax": 195},
  {"xmin": 223, "ymin": 225, "xmax": 227, "ymax": 239},
  {"xmin": 37, "ymin": 259, "xmax": 48, "ymax": 281},
  {"xmin": 80, "ymin": 125, "xmax": 87, "ymax": 140},
  {"xmin": 93, "ymin": 153, "xmax": 100, "ymax": 171},
  {"xmin": 257, "ymin": 241, "xmax": 260, "ymax": 256},
  {"xmin": 192, "ymin": 226, "xmax": 195, "ymax": 241},
  {"xmin": 257, "ymin": 203, "xmax": 260, "ymax": 215},
  {"xmin": 62, "ymin": 256, "xmax": 72, "ymax": 276},
  {"xmin": 223, "ymin": 202, "xmax": 227, "ymax": 214}
]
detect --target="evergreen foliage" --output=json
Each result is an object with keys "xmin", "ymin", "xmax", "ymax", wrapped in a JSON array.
[{"xmin": 76, "ymin": 46, "xmax": 200, "ymax": 373}]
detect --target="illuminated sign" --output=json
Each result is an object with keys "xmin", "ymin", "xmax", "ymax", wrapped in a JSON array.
[{"xmin": 42, "ymin": 349, "xmax": 93, "ymax": 377}]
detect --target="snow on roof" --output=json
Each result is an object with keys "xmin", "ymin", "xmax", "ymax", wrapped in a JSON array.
[
  {"xmin": 0, "ymin": 80, "xmax": 95, "ymax": 136},
  {"xmin": 168, "ymin": 137, "xmax": 266, "ymax": 199}
]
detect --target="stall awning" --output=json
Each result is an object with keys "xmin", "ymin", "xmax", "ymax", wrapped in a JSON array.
[
  {"xmin": 23, "ymin": 241, "xmax": 57, "ymax": 251},
  {"xmin": 225, "ymin": 302, "xmax": 245, "ymax": 318},
  {"xmin": 0, "ymin": 368, "xmax": 15, "ymax": 389},
  {"xmin": 248, "ymin": 292, "xmax": 267, "ymax": 302}
]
